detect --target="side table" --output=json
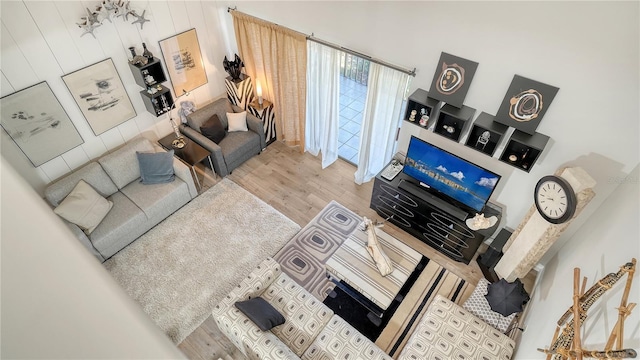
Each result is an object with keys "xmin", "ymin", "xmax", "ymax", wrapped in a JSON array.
[
  {"xmin": 158, "ymin": 133, "xmax": 213, "ymax": 193},
  {"xmin": 248, "ymin": 99, "xmax": 276, "ymax": 146}
]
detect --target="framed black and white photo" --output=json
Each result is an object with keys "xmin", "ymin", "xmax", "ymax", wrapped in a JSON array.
[
  {"xmin": 494, "ymin": 75, "xmax": 559, "ymax": 135},
  {"xmin": 1, "ymin": 82, "xmax": 84, "ymax": 167},
  {"xmin": 427, "ymin": 52, "xmax": 479, "ymax": 108},
  {"xmin": 159, "ymin": 28, "xmax": 208, "ymax": 95},
  {"xmin": 62, "ymin": 58, "xmax": 136, "ymax": 135}
]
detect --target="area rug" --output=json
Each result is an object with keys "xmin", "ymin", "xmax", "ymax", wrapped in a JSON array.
[
  {"xmin": 104, "ymin": 178, "xmax": 301, "ymax": 344},
  {"xmin": 276, "ymin": 200, "xmax": 475, "ymax": 358}
]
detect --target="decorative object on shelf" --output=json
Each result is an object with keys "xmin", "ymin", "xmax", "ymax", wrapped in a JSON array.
[
  {"xmin": 465, "ymin": 213, "xmax": 498, "ymax": 231},
  {"xmin": 142, "ymin": 42, "xmax": 153, "ymax": 59},
  {"xmin": 484, "ymin": 278, "xmax": 529, "ymax": 317},
  {"xmin": 223, "ymin": 54, "xmax": 244, "ymax": 80},
  {"xmin": 495, "ymin": 167, "xmax": 596, "ymax": 282},
  {"xmin": 408, "ymin": 109, "xmax": 416, "ymax": 122},
  {"xmin": 495, "ymin": 75, "xmax": 559, "ymax": 135},
  {"xmin": 404, "ymin": 89, "xmax": 441, "ymax": 130},
  {"xmin": 248, "ymin": 98, "xmax": 276, "ymax": 146},
  {"xmin": 0, "ymin": 82, "xmax": 84, "ymax": 167},
  {"xmin": 427, "ymin": 52, "xmax": 479, "ymax": 108},
  {"xmin": 419, "ymin": 114, "xmax": 429, "ymax": 127},
  {"xmin": 443, "ymin": 124, "xmax": 455, "ymax": 133},
  {"xmin": 128, "ymin": 46, "xmax": 148, "ymax": 66},
  {"xmin": 62, "ymin": 58, "xmax": 136, "ymax": 136},
  {"xmin": 76, "ymin": 0, "xmax": 150, "ymax": 38},
  {"xmin": 538, "ymin": 259, "xmax": 637, "ymax": 360},
  {"xmin": 159, "ymin": 29, "xmax": 208, "ymax": 95},
  {"xmin": 226, "ymin": 74, "xmax": 254, "ymax": 110},
  {"xmin": 476, "ymin": 130, "xmax": 491, "ymax": 149}
]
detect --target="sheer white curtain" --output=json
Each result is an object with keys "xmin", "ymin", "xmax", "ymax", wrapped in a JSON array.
[
  {"xmin": 305, "ymin": 41, "xmax": 341, "ymax": 168},
  {"xmin": 354, "ymin": 63, "xmax": 411, "ymax": 184}
]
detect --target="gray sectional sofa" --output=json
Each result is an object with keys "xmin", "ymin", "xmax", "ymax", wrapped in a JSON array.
[{"xmin": 44, "ymin": 137, "xmax": 197, "ymax": 262}]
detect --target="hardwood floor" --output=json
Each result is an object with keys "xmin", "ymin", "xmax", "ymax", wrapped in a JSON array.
[{"xmin": 177, "ymin": 141, "xmax": 506, "ymax": 359}]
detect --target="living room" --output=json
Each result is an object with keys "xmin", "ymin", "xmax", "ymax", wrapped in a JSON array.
[{"xmin": 1, "ymin": 1, "xmax": 639, "ymax": 359}]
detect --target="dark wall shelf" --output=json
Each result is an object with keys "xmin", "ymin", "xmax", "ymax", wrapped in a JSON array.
[
  {"xmin": 465, "ymin": 112, "xmax": 508, "ymax": 156},
  {"xmin": 404, "ymin": 88, "xmax": 440, "ymax": 129},
  {"xmin": 433, "ymin": 103, "xmax": 476, "ymax": 142},
  {"xmin": 499, "ymin": 129, "xmax": 549, "ymax": 172},
  {"xmin": 128, "ymin": 57, "xmax": 173, "ymax": 117}
]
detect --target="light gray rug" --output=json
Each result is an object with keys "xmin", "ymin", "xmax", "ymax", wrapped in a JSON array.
[{"xmin": 104, "ymin": 178, "xmax": 301, "ymax": 344}]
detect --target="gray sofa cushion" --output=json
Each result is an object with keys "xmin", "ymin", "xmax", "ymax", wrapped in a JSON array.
[
  {"xmin": 219, "ymin": 131, "xmax": 261, "ymax": 166},
  {"xmin": 89, "ymin": 192, "xmax": 148, "ymax": 259},
  {"xmin": 99, "ymin": 137, "xmax": 155, "ymax": 189},
  {"xmin": 120, "ymin": 178, "xmax": 190, "ymax": 221},
  {"xmin": 137, "ymin": 150, "xmax": 175, "ymax": 184},
  {"xmin": 44, "ymin": 162, "xmax": 118, "ymax": 207}
]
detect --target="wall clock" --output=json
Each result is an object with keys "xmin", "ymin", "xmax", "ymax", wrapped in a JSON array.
[
  {"xmin": 495, "ymin": 167, "xmax": 596, "ymax": 281},
  {"xmin": 534, "ymin": 175, "xmax": 577, "ymax": 224}
]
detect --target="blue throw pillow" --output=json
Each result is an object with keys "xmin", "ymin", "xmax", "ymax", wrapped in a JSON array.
[
  {"xmin": 136, "ymin": 150, "xmax": 175, "ymax": 184},
  {"xmin": 235, "ymin": 297, "xmax": 285, "ymax": 331}
]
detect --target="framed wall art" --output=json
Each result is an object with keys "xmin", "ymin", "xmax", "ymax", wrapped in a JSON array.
[
  {"xmin": 62, "ymin": 58, "xmax": 136, "ymax": 135},
  {"xmin": 159, "ymin": 28, "xmax": 208, "ymax": 95},
  {"xmin": 494, "ymin": 75, "xmax": 559, "ymax": 135},
  {"xmin": 0, "ymin": 82, "xmax": 84, "ymax": 167},
  {"xmin": 427, "ymin": 52, "xmax": 479, "ymax": 108}
]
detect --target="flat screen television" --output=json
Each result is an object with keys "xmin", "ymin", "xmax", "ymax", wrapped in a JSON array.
[{"xmin": 402, "ymin": 136, "xmax": 501, "ymax": 212}]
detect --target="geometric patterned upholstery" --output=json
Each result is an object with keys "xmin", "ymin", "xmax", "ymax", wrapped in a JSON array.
[
  {"xmin": 302, "ymin": 314, "xmax": 392, "ymax": 360},
  {"xmin": 462, "ymin": 278, "xmax": 517, "ymax": 333},
  {"xmin": 262, "ymin": 273, "xmax": 334, "ymax": 357},
  {"xmin": 398, "ymin": 295, "xmax": 515, "ymax": 360}
]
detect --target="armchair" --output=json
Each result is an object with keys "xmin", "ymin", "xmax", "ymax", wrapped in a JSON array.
[{"xmin": 180, "ymin": 98, "xmax": 266, "ymax": 177}]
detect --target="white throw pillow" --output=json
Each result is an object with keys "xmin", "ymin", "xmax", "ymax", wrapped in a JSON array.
[
  {"xmin": 54, "ymin": 180, "xmax": 113, "ymax": 235},
  {"xmin": 227, "ymin": 111, "xmax": 248, "ymax": 132}
]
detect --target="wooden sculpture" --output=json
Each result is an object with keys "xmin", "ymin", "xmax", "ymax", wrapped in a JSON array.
[
  {"xmin": 538, "ymin": 258, "xmax": 637, "ymax": 359},
  {"xmin": 362, "ymin": 217, "xmax": 394, "ymax": 276}
]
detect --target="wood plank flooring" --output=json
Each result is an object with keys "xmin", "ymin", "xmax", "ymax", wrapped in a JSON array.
[{"xmin": 176, "ymin": 141, "xmax": 520, "ymax": 359}]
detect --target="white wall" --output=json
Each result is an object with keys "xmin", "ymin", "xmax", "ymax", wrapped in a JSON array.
[
  {"xmin": 221, "ymin": 0, "xmax": 639, "ymax": 235},
  {"xmin": 0, "ymin": 1, "xmax": 230, "ymax": 195},
  {"xmin": 516, "ymin": 164, "xmax": 640, "ymax": 359},
  {"xmin": 1, "ymin": 157, "xmax": 186, "ymax": 359}
]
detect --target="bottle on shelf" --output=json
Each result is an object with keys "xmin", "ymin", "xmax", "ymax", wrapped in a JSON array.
[{"xmin": 142, "ymin": 43, "xmax": 153, "ymax": 59}]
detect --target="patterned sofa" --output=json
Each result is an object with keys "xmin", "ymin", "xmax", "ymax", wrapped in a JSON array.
[{"xmin": 213, "ymin": 258, "xmax": 515, "ymax": 360}]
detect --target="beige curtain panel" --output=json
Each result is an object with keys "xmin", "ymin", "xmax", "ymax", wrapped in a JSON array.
[{"xmin": 232, "ymin": 11, "xmax": 307, "ymax": 151}]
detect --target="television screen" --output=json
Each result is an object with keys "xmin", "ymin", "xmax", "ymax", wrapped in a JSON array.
[{"xmin": 402, "ymin": 136, "xmax": 501, "ymax": 212}]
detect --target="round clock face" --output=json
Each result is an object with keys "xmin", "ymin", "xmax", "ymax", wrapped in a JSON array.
[{"xmin": 534, "ymin": 175, "xmax": 577, "ymax": 224}]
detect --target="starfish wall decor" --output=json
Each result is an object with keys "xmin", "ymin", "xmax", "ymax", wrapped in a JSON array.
[{"xmin": 76, "ymin": 0, "xmax": 150, "ymax": 38}]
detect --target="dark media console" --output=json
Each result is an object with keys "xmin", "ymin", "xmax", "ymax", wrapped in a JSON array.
[
  {"xmin": 370, "ymin": 165, "xmax": 502, "ymax": 264},
  {"xmin": 397, "ymin": 179, "xmax": 468, "ymax": 221}
]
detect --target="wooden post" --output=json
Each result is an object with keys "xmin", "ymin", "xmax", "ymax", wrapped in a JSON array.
[{"xmin": 572, "ymin": 268, "xmax": 582, "ymax": 360}]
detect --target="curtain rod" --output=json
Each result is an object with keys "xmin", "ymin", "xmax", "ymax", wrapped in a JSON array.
[
  {"xmin": 227, "ymin": 8, "xmax": 416, "ymax": 77},
  {"xmin": 307, "ymin": 36, "xmax": 416, "ymax": 77}
]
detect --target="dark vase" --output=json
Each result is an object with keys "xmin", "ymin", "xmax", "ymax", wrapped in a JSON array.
[{"xmin": 142, "ymin": 43, "xmax": 153, "ymax": 59}]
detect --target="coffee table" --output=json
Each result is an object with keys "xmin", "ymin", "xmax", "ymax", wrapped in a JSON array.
[
  {"xmin": 325, "ymin": 227, "xmax": 422, "ymax": 325},
  {"xmin": 158, "ymin": 133, "xmax": 213, "ymax": 192}
]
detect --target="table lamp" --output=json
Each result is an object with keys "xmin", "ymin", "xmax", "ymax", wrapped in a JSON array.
[{"xmin": 166, "ymin": 89, "xmax": 190, "ymax": 149}]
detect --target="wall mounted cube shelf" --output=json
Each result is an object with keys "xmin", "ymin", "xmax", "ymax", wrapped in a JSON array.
[
  {"xmin": 404, "ymin": 88, "xmax": 440, "ymax": 129},
  {"xmin": 128, "ymin": 57, "xmax": 174, "ymax": 117},
  {"xmin": 499, "ymin": 129, "xmax": 549, "ymax": 172},
  {"xmin": 433, "ymin": 103, "xmax": 476, "ymax": 142},
  {"xmin": 465, "ymin": 112, "xmax": 508, "ymax": 156}
]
